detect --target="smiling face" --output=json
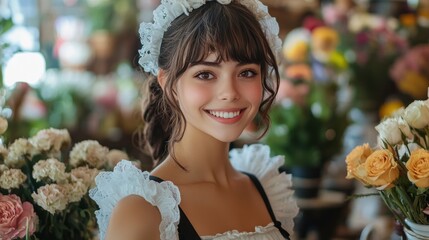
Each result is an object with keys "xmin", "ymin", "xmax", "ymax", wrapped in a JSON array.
[
  {"xmin": 175, "ymin": 53, "xmax": 263, "ymax": 143},
  {"xmin": 148, "ymin": 2, "xmax": 279, "ymax": 160}
]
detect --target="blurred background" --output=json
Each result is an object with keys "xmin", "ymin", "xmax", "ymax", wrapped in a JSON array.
[{"xmin": 1, "ymin": 0, "xmax": 429, "ymax": 239}]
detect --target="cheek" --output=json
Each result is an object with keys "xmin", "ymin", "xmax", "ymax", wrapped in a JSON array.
[
  {"xmin": 244, "ymin": 82, "xmax": 263, "ymax": 105},
  {"xmin": 179, "ymin": 84, "xmax": 211, "ymax": 108}
]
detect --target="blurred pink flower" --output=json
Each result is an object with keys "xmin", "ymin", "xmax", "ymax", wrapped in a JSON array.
[
  {"xmin": 92, "ymin": 80, "xmax": 118, "ymax": 109},
  {"xmin": 390, "ymin": 45, "xmax": 429, "ymax": 81},
  {"xmin": 321, "ymin": 4, "xmax": 350, "ymax": 25},
  {"xmin": 19, "ymin": 90, "xmax": 47, "ymax": 121},
  {"xmin": 0, "ymin": 194, "xmax": 38, "ymax": 240},
  {"xmin": 389, "ymin": 44, "xmax": 429, "ymax": 99},
  {"xmin": 303, "ymin": 16, "xmax": 325, "ymax": 32}
]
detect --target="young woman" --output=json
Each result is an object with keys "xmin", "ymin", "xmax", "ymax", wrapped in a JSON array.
[{"xmin": 90, "ymin": 1, "xmax": 299, "ymax": 239}]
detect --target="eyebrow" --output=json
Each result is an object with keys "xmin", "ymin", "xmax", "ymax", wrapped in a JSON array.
[{"xmin": 189, "ymin": 61, "xmax": 257, "ymax": 67}]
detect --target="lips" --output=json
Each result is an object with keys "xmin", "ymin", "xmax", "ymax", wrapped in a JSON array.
[{"xmin": 205, "ymin": 108, "xmax": 245, "ymax": 123}]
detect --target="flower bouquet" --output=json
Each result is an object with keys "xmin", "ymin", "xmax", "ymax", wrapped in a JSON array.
[
  {"xmin": 0, "ymin": 92, "xmax": 135, "ymax": 239},
  {"xmin": 345, "ymin": 89, "xmax": 429, "ymax": 236}
]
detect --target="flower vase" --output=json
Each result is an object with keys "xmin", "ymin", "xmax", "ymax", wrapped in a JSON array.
[{"xmin": 404, "ymin": 219, "xmax": 429, "ymax": 240}]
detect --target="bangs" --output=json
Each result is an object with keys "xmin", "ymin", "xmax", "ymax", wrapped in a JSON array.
[{"xmin": 169, "ymin": 2, "xmax": 273, "ymax": 75}]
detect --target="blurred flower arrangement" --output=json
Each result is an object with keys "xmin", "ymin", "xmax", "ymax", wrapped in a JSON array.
[
  {"xmin": 345, "ymin": 90, "xmax": 429, "ymax": 232},
  {"xmin": 4, "ymin": 65, "xmax": 140, "ymax": 145},
  {"xmin": 264, "ymin": 23, "xmax": 350, "ymax": 169},
  {"xmin": 335, "ymin": 11, "xmax": 408, "ymax": 111},
  {"xmin": 264, "ymin": 67, "xmax": 349, "ymax": 168},
  {"xmin": 389, "ymin": 44, "xmax": 429, "ymax": 101},
  {"xmin": 0, "ymin": 90, "xmax": 138, "ymax": 239}
]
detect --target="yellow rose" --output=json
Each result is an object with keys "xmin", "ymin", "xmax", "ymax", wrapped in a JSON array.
[
  {"xmin": 406, "ymin": 149, "xmax": 429, "ymax": 188},
  {"xmin": 358, "ymin": 149, "xmax": 399, "ymax": 188},
  {"xmin": 345, "ymin": 143, "xmax": 372, "ymax": 183},
  {"xmin": 311, "ymin": 26, "xmax": 339, "ymax": 62},
  {"xmin": 283, "ymin": 41, "xmax": 309, "ymax": 62}
]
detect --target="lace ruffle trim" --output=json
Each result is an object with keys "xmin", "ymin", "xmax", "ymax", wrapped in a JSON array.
[
  {"xmin": 229, "ymin": 144, "xmax": 299, "ymax": 234},
  {"xmin": 201, "ymin": 222, "xmax": 279, "ymax": 239},
  {"xmin": 89, "ymin": 160, "xmax": 181, "ymax": 240}
]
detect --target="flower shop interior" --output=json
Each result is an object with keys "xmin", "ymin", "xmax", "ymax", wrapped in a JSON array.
[{"xmin": 1, "ymin": 0, "xmax": 429, "ymax": 239}]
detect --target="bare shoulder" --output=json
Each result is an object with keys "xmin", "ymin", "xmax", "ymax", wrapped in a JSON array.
[{"xmin": 105, "ymin": 194, "xmax": 161, "ymax": 240}]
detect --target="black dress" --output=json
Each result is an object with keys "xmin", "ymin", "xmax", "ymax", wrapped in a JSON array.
[{"xmin": 149, "ymin": 172, "xmax": 290, "ymax": 240}]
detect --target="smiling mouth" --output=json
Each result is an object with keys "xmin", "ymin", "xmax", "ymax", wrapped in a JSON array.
[{"xmin": 207, "ymin": 110, "xmax": 243, "ymax": 119}]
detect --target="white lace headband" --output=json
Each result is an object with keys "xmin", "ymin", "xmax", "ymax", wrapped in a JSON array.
[{"xmin": 138, "ymin": 0, "xmax": 282, "ymax": 76}]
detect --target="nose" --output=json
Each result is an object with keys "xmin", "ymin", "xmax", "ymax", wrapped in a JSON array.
[{"xmin": 218, "ymin": 78, "xmax": 240, "ymax": 101}]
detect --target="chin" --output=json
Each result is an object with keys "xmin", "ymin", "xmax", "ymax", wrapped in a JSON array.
[{"xmin": 211, "ymin": 133, "xmax": 242, "ymax": 143}]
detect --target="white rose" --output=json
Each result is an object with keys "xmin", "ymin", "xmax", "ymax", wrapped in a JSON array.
[
  {"xmin": 397, "ymin": 117, "xmax": 413, "ymax": 140},
  {"xmin": 375, "ymin": 117, "xmax": 403, "ymax": 146},
  {"xmin": 403, "ymin": 100, "xmax": 429, "ymax": 129}
]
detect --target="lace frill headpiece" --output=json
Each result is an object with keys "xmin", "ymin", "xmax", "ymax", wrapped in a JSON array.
[{"xmin": 138, "ymin": 0, "xmax": 282, "ymax": 76}]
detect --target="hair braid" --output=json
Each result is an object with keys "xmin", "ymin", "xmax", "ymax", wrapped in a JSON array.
[{"xmin": 140, "ymin": 76, "xmax": 171, "ymax": 162}]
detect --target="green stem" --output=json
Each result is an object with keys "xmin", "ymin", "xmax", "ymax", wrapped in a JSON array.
[
  {"xmin": 423, "ymin": 127, "xmax": 429, "ymax": 150},
  {"xmin": 395, "ymin": 186, "xmax": 418, "ymax": 221},
  {"xmin": 380, "ymin": 190, "xmax": 407, "ymax": 228}
]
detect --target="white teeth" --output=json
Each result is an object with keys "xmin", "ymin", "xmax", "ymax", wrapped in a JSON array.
[{"xmin": 209, "ymin": 111, "xmax": 240, "ymax": 119}]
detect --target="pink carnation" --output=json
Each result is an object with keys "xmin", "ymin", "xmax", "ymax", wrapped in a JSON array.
[{"xmin": 0, "ymin": 194, "xmax": 38, "ymax": 240}]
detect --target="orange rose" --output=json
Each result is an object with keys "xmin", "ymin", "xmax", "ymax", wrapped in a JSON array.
[
  {"xmin": 345, "ymin": 143, "xmax": 372, "ymax": 184},
  {"xmin": 406, "ymin": 149, "xmax": 429, "ymax": 188},
  {"xmin": 359, "ymin": 149, "xmax": 399, "ymax": 189}
]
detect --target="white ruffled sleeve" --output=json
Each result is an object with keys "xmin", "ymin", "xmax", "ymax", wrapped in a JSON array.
[
  {"xmin": 229, "ymin": 144, "xmax": 299, "ymax": 235},
  {"xmin": 89, "ymin": 160, "xmax": 181, "ymax": 240}
]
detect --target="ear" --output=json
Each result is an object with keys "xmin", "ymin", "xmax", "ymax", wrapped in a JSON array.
[{"xmin": 157, "ymin": 69, "xmax": 167, "ymax": 90}]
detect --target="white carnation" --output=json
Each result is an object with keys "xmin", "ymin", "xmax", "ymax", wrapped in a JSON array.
[
  {"xmin": 0, "ymin": 144, "xmax": 8, "ymax": 161},
  {"xmin": 32, "ymin": 158, "xmax": 68, "ymax": 183},
  {"xmin": 106, "ymin": 149, "xmax": 129, "ymax": 169},
  {"xmin": 69, "ymin": 140, "xmax": 108, "ymax": 169},
  {"xmin": 0, "ymin": 168, "xmax": 27, "ymax": 189},
  {"xmin": 5, "ymin": 138, "xmax": 35, "ymax": 168},
  {"xmin": 29, "ymin": 128, "xmax": 71, "ymax": 157},
  {"xmin": 31, "ymin": 184, "xmax": 69, "ymax": 214},
  {"xmin": 65, "ymin": 181, "xmax": 88, "ymax": 203},
  {"xmin": 0, "ymin": 164, "xmax": 8, "ymax": 173},
  {"xmin": 70, "ymin": 166, "xmax": 99, "ymax": 189}
]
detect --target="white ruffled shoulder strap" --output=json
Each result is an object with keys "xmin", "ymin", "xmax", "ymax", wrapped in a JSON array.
[
  {"xmin": 89, "ymin": 160, "xmax": 181, "ymax": 240},
  {"xmin": 229, "ymin": 144, "xmax": 299, "ymax": 234}
]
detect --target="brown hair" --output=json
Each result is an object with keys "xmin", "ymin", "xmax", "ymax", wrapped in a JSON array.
[{"xmin": 138, "ymin": 1, "xmax": 280, "ymax": 164}]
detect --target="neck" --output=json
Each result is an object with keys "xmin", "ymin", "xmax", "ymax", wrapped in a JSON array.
[{"xmin": 169, "ymin": 131, "xmax": 237, "ymax": 186}]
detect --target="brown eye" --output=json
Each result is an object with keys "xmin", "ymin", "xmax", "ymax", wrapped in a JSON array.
[
  {"xmin": 239, "ymin": 70, "xmax": 257, "ymax": 78},
  {"xmin": 196, "ymin": 71, "xmax": 214, "ymax": 80}
]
